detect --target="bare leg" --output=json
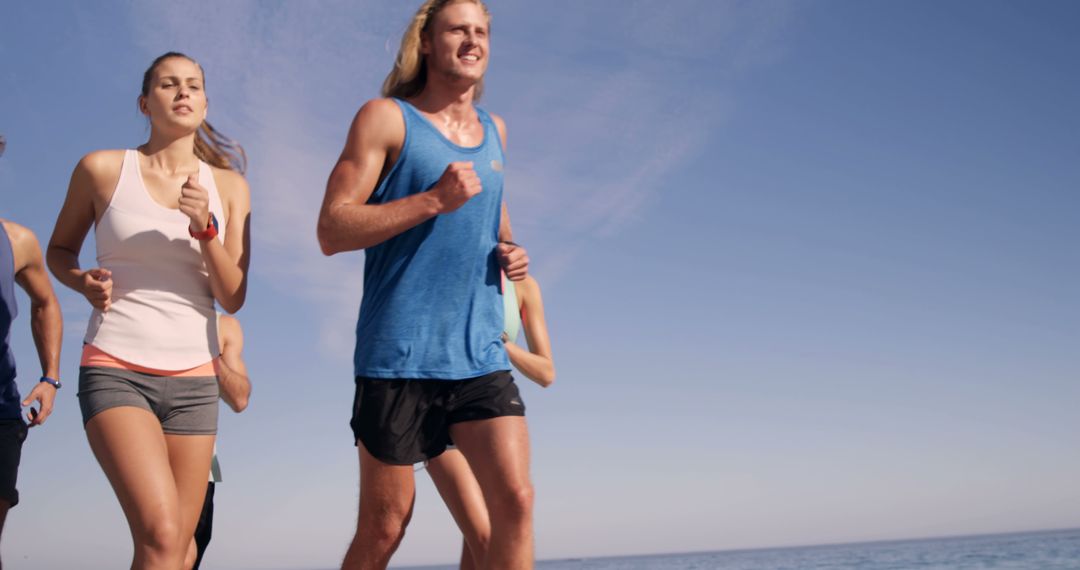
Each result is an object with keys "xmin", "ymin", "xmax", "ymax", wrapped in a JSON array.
[
  {"xmin": 341, "ymin": 443, "xmax": 416, "ymax": 570},
  {"xmin": 184, "ymin": 539, "xmax": 197, "ymax": 570},
  {"xmin": 459, "ymin": 538, "xmax": 476, "ymax": 570},
  {"xmin": 187, "ymin": 481, "xmax": 215, "ymax": 570},
  {"xmin": 451, "ymin": 417, "xmax": 533, "ymax": 570},
  {"xmin": 426, "ymin": 449, "xmax": 489, "ymax": 569},
  {"xmin": 164, "ymin": 434, "xmax": 214, "ymax": 570},
  {"xmin": 86, "ymin": 407, "xmax": 189, "ymax": 570}
]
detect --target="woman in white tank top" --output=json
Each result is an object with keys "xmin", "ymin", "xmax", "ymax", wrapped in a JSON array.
[{"xmin": 47, "ymin": 52, "xmax": 251, "ymax": 569}]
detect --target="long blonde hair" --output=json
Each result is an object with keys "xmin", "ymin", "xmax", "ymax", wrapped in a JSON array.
[
  {"xmin": 140, "ymin": 52, "xmax": 247, "ymax": 174},
  {"xmin": 382, "ymin": 0, "xmax": 491, "ymax": 100}
]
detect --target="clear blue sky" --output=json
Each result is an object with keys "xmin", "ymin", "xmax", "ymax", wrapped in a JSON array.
[{"xmin": 1, "ymin": 1, "xmax": 1078, "ymax": 568}]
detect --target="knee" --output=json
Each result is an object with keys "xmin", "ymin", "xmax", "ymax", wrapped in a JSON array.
[
  {"xmin": 359, "ymin": 520, "xmax": 408, "ymax": 552},
  {"xmin": 493, "ymin": 482, "xmax": 534, "ymax": 521},
  {"xmin": 476, "ymin": 525, "xmax": 492, "ymax": 546},
  {"xmin": 137, "ymin": 516, "xmax": 184, "ymax": 555},
  {"xmin": 359, "ymin": 502, "xmax": 413, "ymax": 546},
  {"xmin": 472, "ymin": 531, "xmax": 491, "ymax": 557},
  {"xmin": 371, "ymin": 524, "xmax": 405, "ymax": 548}
]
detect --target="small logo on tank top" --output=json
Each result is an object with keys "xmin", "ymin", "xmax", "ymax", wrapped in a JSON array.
[{"xmin": 491, "ymin": 159, "xmax": 503, "ymax": 172}]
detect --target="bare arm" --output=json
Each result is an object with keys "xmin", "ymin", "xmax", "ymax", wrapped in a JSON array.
[
  {"xmin": 46, "ymin": 151, "xmax": 119, "ymax": 310},
  {"xmin": 6, "ymin": 223, "xmax": 63, "ymax": 426},
  {"xmin": 215, "ymin": 315, "xmax": 251, "ymax": 413},
  {"xmin": 491, "ymin": 114, "xmax": 529, "ymax": 280},
  {"xmin": 499, "ymin": 201, "xmax": 514, "ymax": 243},
  {"xmin": 319, "ymin": 99, "xmax": 480, "ymax": 255},
  {"xmin": 505, "ymin": 276, "xmax": 554, "ymax": 387},
  {"xmin": 495, "ymin": 115, "xmax": 514, "ymax": 242},
  {"xmin": 190, "ymin": 169, "xmax": 251, "ymax": 313}
]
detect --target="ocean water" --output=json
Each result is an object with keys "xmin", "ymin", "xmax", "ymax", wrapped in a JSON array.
[{"xmin": 398, "ymin": 528, "xmax": 1080, "ymax": 570}]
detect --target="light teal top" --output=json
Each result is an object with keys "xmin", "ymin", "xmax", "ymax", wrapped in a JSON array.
[{"xmin": 503, "ymin": 278, "xmax": 521, "ymax": 344}]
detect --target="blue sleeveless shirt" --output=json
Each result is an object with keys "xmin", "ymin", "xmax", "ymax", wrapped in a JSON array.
[
  {"xmin": 353, "ymin": 99, "xmax": 510, "ymax": 379},
  {"xmin": 0, "ymin": 226, "xmax": 22, "ymax": 419}
]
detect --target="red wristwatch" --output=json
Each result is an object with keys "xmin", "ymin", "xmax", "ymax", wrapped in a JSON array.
[{"xmin": 189, "ymin": 213, "xmax": 219, "ymax": 241}]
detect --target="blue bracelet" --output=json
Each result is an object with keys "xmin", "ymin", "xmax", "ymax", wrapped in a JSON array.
[{"xmin": 39, "ymin": 376, "xmax": 61, "ymax": 389}]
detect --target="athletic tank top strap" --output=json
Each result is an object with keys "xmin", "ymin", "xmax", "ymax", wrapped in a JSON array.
[
  {"xmin": 474, "ymin": 106, "xmax": 503, "ymax": 154},
  {"xmin": 0, "ymin": 226, "xmax": 20, "ymax": 419}
]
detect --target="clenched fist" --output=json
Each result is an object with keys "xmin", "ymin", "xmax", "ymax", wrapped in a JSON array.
[
  {"xmin": 179, "ymin": 174, "xmax": 211, "ymax": 232},
  {"xmin": 82, "ymin": 267, "xmax": 113, "ymax": 312},
  {"xmin": 430, "ymin": 162, "xmax": 482, "ymax": 214},
  {"xmin": 497, "ymin": 242, "xmax": 529, "ymax": 281}
]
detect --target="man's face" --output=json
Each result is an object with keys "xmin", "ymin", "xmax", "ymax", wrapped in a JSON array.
[{"xmin": 423, "ymin": 1, "xmax": 490, "ymax": 86}]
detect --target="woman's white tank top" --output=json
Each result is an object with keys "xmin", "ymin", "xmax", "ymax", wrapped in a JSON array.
[{"xmin": 84, "ymin": 149, "xmax": 227, "ymax": 369}]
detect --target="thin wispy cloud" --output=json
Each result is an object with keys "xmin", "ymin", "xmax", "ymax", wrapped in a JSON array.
[
  {"xmin": 494, "ymin": 1, "xmax": 796, "ymax": 281},
  {"xmin": 123, "ymin": 0, "xmax": 795, "ymax": 329}
]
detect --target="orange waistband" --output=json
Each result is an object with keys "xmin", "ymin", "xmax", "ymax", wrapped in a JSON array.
[{"xmin": 81, "ymin": 344, "xmax": 217, "ymax": 377}]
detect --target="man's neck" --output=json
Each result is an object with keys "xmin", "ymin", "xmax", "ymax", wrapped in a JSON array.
[{"xmin": 410, "ymin": 80, "xmax": 478, "ymax": 122}]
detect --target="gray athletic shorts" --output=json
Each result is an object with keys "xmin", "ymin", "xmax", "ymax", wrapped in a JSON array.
[{"xmin": 78, "ymin": 367, "xmax": 219, "ymax": 435}]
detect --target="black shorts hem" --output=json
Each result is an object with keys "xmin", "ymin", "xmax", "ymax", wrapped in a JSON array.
[
  {"xmin": 350, "ymin": 371, "xmax": 523, "ymax": 465},
  {"xmin": 447, "ymin": 407, "xmax": 526, "ymax": 425},
  {"xmin": 355, "ymin": 436, "xmax": 431, "ymax": 466}
]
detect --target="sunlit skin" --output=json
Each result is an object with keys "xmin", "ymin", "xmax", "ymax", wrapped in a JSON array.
[{"xmin": 45, "ymin": 55, "xmax": 250, "ymax": 570}]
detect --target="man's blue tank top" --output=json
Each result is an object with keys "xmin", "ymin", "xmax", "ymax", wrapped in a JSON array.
[
  {"xmin": 0, "ymin": 225, "xmax": 22, "ymax": 419},
  {"xmin": 353, "ymin": 99, "xmax": 510, "ymax": 380}
]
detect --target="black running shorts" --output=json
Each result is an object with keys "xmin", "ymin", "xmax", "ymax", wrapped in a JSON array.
[
  {"xmin": 350, "ymin": 370, "xmax": 525, "ymax": 465},
  {"xmin": 0, "ymin": 418, "xmax": 27, "ymax": 507}
]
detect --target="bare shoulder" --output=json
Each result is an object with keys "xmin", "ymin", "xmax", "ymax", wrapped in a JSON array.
[
  {"xmin": 77, "ymin": 149, "xmax": 125, "ymax": 193},
  {"xmin": 329, "ymin": 98, "xmax": 406, "ymax": 171},
  {"xmin": 360, "ymin": 97, "xmax": 403, "ymax": 120},
  {"xmin": 0, "ymin": 220, "xmax": 42, "ymax": 269},
  {"xmin": 347, "ymin": 98, "xmax": 405, "ymax": 148},
  {"xmin": 0, "ymin": 219, "xmax": 32, "ymax": 245},
  {"xmin": 210, "ymin": 166, "xmax": 250, "ymax": 203},
  {"xmin": 80, "ymin": 149, "xmax": 125, "ymax": 172}
]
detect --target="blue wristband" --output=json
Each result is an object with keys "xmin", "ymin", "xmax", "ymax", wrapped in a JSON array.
[{"xmin": 39, "ymin": 376, "xmax": 61, "ymax": 389}]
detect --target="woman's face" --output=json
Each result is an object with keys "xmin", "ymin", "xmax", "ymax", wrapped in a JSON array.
[{"xmin": 140, "ymin": 57, "xmax": 207, "ymax": 133}]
